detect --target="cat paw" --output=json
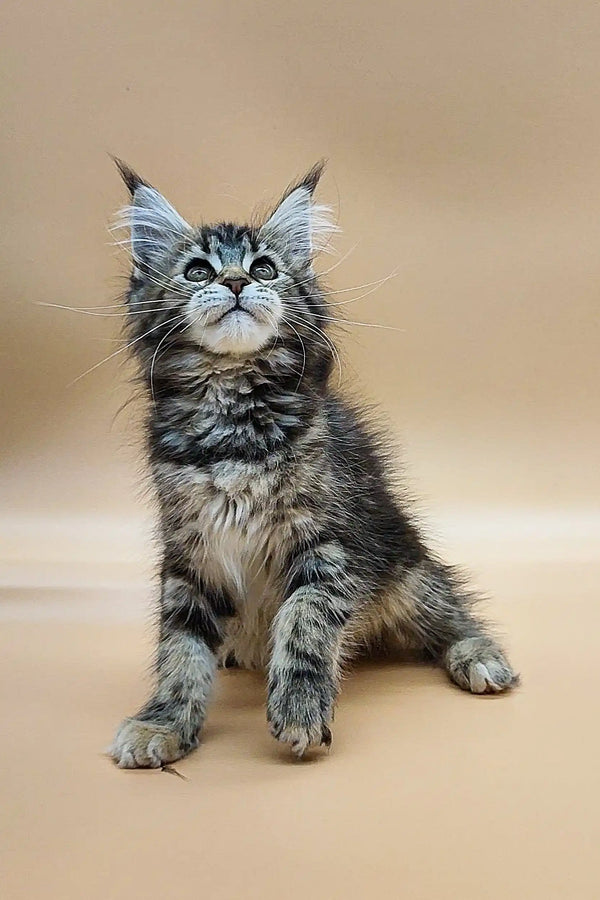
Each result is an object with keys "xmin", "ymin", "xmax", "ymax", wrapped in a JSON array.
[
  {"xmin": 445, "ymin": 636, "xmax": 519, "ymax": 694},
  {"xmin": 109, "ymin": 718, "xmax": 194, "ymax": 768},
  {"xmin": 267, "ymin": 676, "xmax": 334, "ymax": 757}
]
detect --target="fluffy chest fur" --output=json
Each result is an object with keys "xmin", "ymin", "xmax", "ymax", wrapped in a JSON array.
[
  {"xmin": 158, "ymin": 456, "xmax": 312, "ymax": 592},
  {"xmin": 152, "ymin": 364, "xmax": 327, "ymax": 615},
  {"xmin": 155, "ymin": 449, "xmax": 325, "ymax": 670}
]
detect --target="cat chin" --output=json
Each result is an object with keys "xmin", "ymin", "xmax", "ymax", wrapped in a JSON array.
[{"xmin": 192, "ymin": 313, "xmax": 276, "ymax": 356}]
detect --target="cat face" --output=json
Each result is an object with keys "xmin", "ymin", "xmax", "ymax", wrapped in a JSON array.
[
  {"xmin": 114, "ymin": 161, "xmax": 337, "ymax": 358},
  {"xmin": 156, "ymin": 227, "xmax": 285, "ymax": 356}
]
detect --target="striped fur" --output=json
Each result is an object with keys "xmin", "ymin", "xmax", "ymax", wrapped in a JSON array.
[{"xmin": 109, "ymin": 163, "xmax": 518, "ymax": 767}]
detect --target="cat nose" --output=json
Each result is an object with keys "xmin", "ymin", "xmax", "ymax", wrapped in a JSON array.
[{"xmin": 222, "ymin": 277, "xmax": 250, "ymax": 297}]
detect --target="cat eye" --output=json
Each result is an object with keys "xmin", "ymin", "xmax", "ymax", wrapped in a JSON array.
[
  {"xmin": 184, "ymin": 259, "xmax": 215, "ymax": 283},
  {"xmin": 249, "ymin": 258, "xmax": 277, "ymax": 281}
]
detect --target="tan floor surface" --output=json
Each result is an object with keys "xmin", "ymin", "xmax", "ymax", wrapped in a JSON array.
[{"xmin": 2, "ymin": 559, "xmax": 598, "ymax": 900}]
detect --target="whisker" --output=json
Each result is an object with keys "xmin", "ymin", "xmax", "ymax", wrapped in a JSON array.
[
  {"xmin": 282, "ymin": 312, "xmax": 343, "ymax": 387},
  {"xmin": 109, "ymin": 230, "xmax": 190, "ymax": 297},
  {"xmin": 282, "ymin": 272, "xmax": 404, "ymax": 332},
  {"xmin": 280, "ymin": 268, "xmax": 399, "ymax": 311},
  {"xmin": 291, "ymin": 242, "xmax": 360, "ymax": 290},
  {"xmin": 316, "ymin": 270, "xmax": 399, "ymax": 303},
  {"xmin": 322, "ymin": 271, "xmax": 400, "ymax": 309},
  {"xmin": 68, "ymin": 313, "xmax": 187, "ymax": 387},
  {"xmin": 133, "ymin": 264, "xmax": 189, "ymax": 297},
  {"xmin": 262, "ymin": 311, "xmax": 283, "ymax": 364},
  {"xmin": 279, "ymin": 317, "xmax": 307, "ymax": 390},
  {"xmin": 37, "ymin": 301, "xmax": 184, "ymax": 318},
  {"xmin": 284, "ymin": 303, "xmax": 404, "ymax": 333},
  {"xmin": 150, "ymin": 317, "xmax": 189, "ymax": 406},
  {"xmin": 311, "ymin": 314, "xmax": 403, "ymax": 333}
]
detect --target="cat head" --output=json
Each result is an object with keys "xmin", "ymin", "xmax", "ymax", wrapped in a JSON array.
[{"xmin": 113, "ymin": 160, "xmax": 338, "ymax": 358}]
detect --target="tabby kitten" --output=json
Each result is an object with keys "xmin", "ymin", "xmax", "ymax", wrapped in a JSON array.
[{"xmin": 109, "ymin": 161, "xmax": 517, "ymax": 767}]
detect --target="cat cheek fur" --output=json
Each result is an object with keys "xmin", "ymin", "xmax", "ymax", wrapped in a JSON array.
[{"xmin": 108, "ymin": 161, "xmax": 518, "ymax": 768}]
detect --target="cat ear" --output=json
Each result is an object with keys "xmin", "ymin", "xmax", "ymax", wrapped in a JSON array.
[
  {"xmin": 112, "ymin": 159, "xmax": 191, "ymax": 267},
  {"xmin": 258, "ymin": 161, "xmax": 339, "ymax": 265}
]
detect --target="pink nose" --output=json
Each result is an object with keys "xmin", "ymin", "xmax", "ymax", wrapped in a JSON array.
[{"xmin": 222, "ymin": 277, "xmax": 250, "ymax": 297}]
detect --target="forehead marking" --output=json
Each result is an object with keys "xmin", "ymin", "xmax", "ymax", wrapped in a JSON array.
[
  {"xmin": 181, "ymin": 246, "xmax": 223, "ymax": 273},
  {"xmin": 183, "ymin": 231, "xmax": 260, "ymax": 274},
  {"xmin": 206, "ymin": 231, "xmax": 251, "ymax": 267}
]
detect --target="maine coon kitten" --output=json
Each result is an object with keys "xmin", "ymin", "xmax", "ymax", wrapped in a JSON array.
[{"xmin": 109, "ymin": 160, "xmax": 518, "ymax": 767}]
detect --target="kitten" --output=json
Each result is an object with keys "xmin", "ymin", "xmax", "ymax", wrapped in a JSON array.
[{"xmin": 109, "ymin": 160, "xmax": 518, "ymax": 767}]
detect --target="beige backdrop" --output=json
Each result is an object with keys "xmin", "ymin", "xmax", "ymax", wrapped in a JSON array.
[
  {"xmin": 1, "ymin": 2, "xmax": 599, "ymax": 899},
  {"xmin": 3, "ymin": 0, "xmax": 600, "ymax": 528}
]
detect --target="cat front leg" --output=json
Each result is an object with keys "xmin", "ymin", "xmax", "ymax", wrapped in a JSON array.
[
  {"xmin": 267, "ymin": 540, "xmax": 356, "ymax": 757},
  {"xmin": 110, "ymin": 562, "xmax": 233, "ymax": 768}
]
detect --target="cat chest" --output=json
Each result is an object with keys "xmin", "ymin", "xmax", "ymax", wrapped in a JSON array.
[{"xmin": 165, "ymin": 458, "xmax": 298, "ymax": 597}]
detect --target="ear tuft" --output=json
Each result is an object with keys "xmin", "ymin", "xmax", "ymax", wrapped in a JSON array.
[
  {"xmin": 111, "ymin": 165, "xmax": 191, "ymax": 267},
  {"xmin": 112, "ymin": 157, "xmax": 151, "ymax": 196},
  {"xmin": 297, "ymin": 159, "xmax": 327, "ymax": 196},
  {"xmin": 258, "ymin": 160, "xmax": 338, "ymax": 264}
]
